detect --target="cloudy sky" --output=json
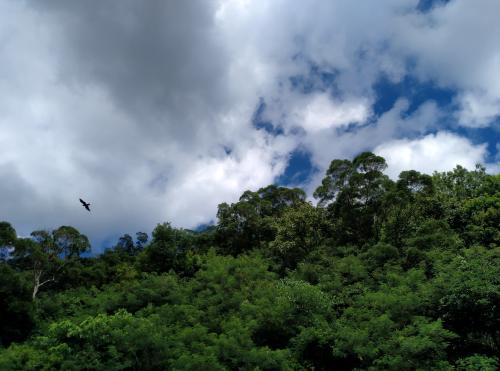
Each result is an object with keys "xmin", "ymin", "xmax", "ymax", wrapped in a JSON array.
[{"xmin": 1, "ymin": 0, "xmax": 499, "ymax": 250}]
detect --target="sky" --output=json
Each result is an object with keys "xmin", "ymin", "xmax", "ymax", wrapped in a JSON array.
[{"xmin": 1, "ymin": 0, "xmax": 499, "ymax": 250}]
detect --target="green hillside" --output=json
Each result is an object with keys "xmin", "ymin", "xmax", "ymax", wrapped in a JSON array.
[{"xmin": 1, "ymin": 152, "xmax": 498, "ymax": 370}]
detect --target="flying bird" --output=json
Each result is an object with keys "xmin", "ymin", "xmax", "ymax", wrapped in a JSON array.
[{"xmin": 79, "ymin": 198, "xmax": 91, "ymax": 212}]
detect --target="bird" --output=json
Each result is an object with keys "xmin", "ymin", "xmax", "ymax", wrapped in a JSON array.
[{"xmin": 79, "ymin": 198, "xmax": 91, "ymax": 212}]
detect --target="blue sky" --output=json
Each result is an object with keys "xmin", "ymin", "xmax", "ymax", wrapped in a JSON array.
[{"xmin": 0, "ymin": 0, "xmax": 498, "ymax": 250}]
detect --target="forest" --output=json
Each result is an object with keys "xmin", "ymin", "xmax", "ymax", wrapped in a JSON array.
[{"xmin": 0, "ymin": 152, "xmax": 498, "ymax": 370}]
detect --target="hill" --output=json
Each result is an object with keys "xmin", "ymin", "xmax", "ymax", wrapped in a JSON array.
[{"xmin": 0, "ymin": 152, "xmax": 498, "ymax": 370}]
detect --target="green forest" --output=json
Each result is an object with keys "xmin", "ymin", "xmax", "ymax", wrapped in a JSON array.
[{"xmin": 0, "ymin": 152, "xmax": 498, "ymax": 370}]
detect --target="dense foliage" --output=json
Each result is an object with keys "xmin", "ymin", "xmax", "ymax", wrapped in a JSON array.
[{"xmin": 0, "ymin": 153, "xmax": 498, "ymax": 370}]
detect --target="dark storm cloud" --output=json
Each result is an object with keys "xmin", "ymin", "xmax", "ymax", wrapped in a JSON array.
[
  {"xmin": 31, "ymin": 0, "xmax": 228, "ymax": 139},
  {"xmin": 0, "ymin": 0, "xmax": 288, "ymax": 249},
  {"xmin": 0, "ymin": 164, "xmax": 37, "ymax": 216},
  {"xmin": 1, "ymin": 0, "xmax": 497, "ymax": 250}
]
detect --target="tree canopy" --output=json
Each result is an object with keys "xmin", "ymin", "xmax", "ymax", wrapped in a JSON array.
[{"xmin": 0, "ymin": 153, "xmax": 498, "ymax": 370}]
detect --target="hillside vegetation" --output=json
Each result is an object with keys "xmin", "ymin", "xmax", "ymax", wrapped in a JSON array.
[{"xmin": 0, "ymin": 152, "xmax": 498, "ymax": 370}]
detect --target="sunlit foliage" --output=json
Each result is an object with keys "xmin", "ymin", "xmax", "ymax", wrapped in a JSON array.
[{"xmin": 0, "ymin": 153, "xmax": 498, "ymax": 370}]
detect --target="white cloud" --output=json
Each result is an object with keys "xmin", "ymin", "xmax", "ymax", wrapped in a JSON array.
[
  {"xmin": 395, "ymin": 0, "xmax": 500, "ymax": 126},
  {"xmin": 289, "ymin": 93, "xmax": 370, "ymax": 133},
  {"xmin": 0, "ymin": 0, "xmax": 285, "ymax": 246},
  {"xmin": 1, "ymin": 0, "xmax": 499, "ymax": 249},
  {"xmin": 297, "ymin": 99, "xmax": 442, "ymax": 176},
  {"xmin": 374, "ymin": 132, "xmax": 488, "ymax": 179},
  {"xmin": 163, "ymin": 135, "xmax": 292, "ymax": 227},
  {"xmin": 455, "ymin": 92, "xmax": 500, "ymax": 128}
]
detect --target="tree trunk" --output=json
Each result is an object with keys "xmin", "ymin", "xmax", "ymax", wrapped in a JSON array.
[{"xmin": 32, "ymin": 270, "xmax": 54, "ymax": 300}]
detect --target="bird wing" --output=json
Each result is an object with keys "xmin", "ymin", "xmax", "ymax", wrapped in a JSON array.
[{"xmin": 80, "ymin": 199, "xmax": 91, "ymax": 210}]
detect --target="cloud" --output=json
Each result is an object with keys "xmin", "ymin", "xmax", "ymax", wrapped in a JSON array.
[
  {"xmin": 374, "ymin": 132, "xmax": 488, "ymax": 178},
  {"xmin": 289, "ymin": 93, "xmax": 370, "ymax": 133},
  {"xmin": 162, "ymin": 134, "xmax": 293, "ymax": 227},
  {"xmin": 29, "ymin": 1, "xmax": 226, "ymax": 121},
  {"xmin": 0, "ymin": 0, "xmax": 277, "ymax": 246},
  {"xmin": 0, "ymin": 0, "xmax": 498, "ymax": 249},
  {"xmin": 394, "ymin": 0, "xmax": 500, "ymax": 126},
  {"xmin": 455, "ymin": 92, "xmax": 500, "ymax": 128}
]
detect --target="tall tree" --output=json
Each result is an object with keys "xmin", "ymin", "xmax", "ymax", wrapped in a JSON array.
[
  {"xmin": 13, "ymin": 232, "xmax": 61, "ymax": 300},
  {"xmin": 116, "ymin": 234, "xmax": 135, "ymax": 254},
  {"xmin": 314, "ymin": 152, "xmax": 392, "ymax": 245},
  {"xmin": 380, "ymin": 170, "xmax": 435, "ymax": 249},
  {"xmin": 139, "ymin": 223, "xmax": 194, "ymax": 274},
  {"xmin": 216, "ymin": 185, "xmax": 306, "ymax": 255},
  {"xmin": 135, "ymin": 232, "xmax": 149, "ymax": 250},
  {"xmin": 12, "ymin": 227, "xmax": 90, "ymax": 299},
  {"xmin": 52, "ymin": 226, "xmax": 90, "ymax": 258},
  {"xmin": 432, "ymin": 164, "xmax": 488, "ymax": 232},
  {"xmin": 270, "ymin": 202, "xmax": 330, "ymax": 270},
  {"xmin": 461, "ymin": 174, "xmax": 500, "ymax": 247}
]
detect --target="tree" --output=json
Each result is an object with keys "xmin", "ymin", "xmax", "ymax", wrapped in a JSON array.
[
  {"xmin": 432, "ymin": 164, "xmax": 488, "ymax": 233},
  {"xmin": 139, "ymin": 223, "xmax": 195, "ymax": 274},
  {"xmin": 135, "ymin": 232, "xmax": 149, "ymax": 249},
  {"xmin": 52, "ymin": 226, "xmax": 91, "ymax": 258},
  {"xmin": 12, "ymin": 227, "xmax": 90, "ymax": 300},
  {"xmin": 0, "ymin": 155, "xmax": 498, "ymax": 368},
  {"xmin": 14, "ymin": 231, "xmax": 64, "ymax": 300},
  {"xmin": 254, "ymin": 184, "xmax": 307, "ymax": 215},
  {"xmin": 216, "ymin": 185, "xmax": 306, "ymax": 255},
  {"xmin": 270, "ymin": 202, "xmax": 330, "ymax": 270},
  {"xmin": 116, "ymin": 233, "xmax": 135, "ymax": 254},
  {"xmin": 0, "ymin": 221, "xmax": 16, "ymax": 260},
  {"xmin": 314, "ymin": 152, "xmax": 392, "ymax": 245},
  {"xmin": 433, "ymin": 164, "xmax": 487, "ymax": 202},
  {"xmin": 433, "ymin": 246, "xmax": 500, "ymax": 357},
  {"xmin": 455, "ymin": 354, "xmax": 499, "ymax": 370},
  {"xmin": 396, "ymin": 170, "xmax": 434, "ymax": 198},
  {"xmin": 0, "ymin": 264, "xmax": 34, "ymax": 346},
  {"xmin": 380, "ymin": 170, "xmax": 436, "ymax": 250},
  {"xmin": 461, "ymin": 175, "xmax": 500, "ymax": 247}
]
